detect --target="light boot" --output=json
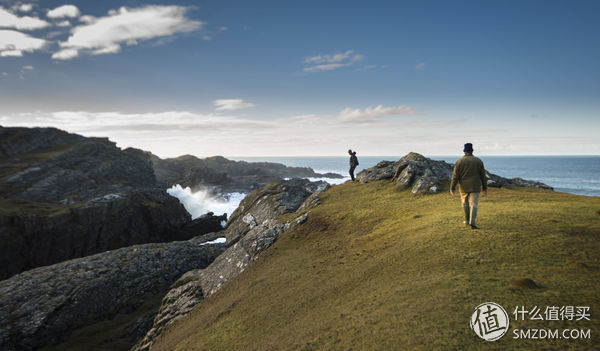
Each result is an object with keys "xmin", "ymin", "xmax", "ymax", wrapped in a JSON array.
[{"xmin": 470, "ymin": 206, "xmax": 479, "ymax": 229}]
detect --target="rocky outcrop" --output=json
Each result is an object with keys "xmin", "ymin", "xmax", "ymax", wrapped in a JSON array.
[
  {"xmin": 151, "ymin": 154, "xmax": 342, "ymax": 194},
  {"xmin": 0, "ymin": 127, "xmax": 220, "ymax": 279},
  {"xmin": 0, "ymin": 237, "xmax": 227, "ymax": 351},
  {"xmin": 356, "ymin": 152, "xmax": 553, "ymax": 193},
  {"xmin": 133, "ymin": 179, "xmax": 321, "ymax": 351}
]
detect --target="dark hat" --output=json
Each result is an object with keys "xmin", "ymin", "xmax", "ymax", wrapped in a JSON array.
[
  {"xmin": 463, "ymin": 143, "xmax": 473, "ymax": 153},
  {"xmin": 348, "ymin": 149, "xmax": 353, "ymax": 153}
]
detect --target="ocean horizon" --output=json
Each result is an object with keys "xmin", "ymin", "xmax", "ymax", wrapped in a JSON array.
[{"xmin": 231, "ymin": 155, "xmax": 600, "ymax": 197}]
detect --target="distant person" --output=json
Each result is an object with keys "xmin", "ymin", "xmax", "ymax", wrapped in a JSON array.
[
  {"xmin": 450, "ymin": 143, "xmax": 487, "ymax": 229},
  {"xmin": 348, "ymin": 149, "xmax": 359, "ymax": 181}
]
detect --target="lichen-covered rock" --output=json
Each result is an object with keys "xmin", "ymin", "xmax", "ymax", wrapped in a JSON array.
[
  {"xmin": 133, "ymin": 180, "xmax": 320, "ymax": 351},
  {"xmin": 0, "ymin": 238, "xmax": 226, "ymax": 351},
  {"xmin": 393, "ymin": 152, "xmax": 454, "ymax": 194},
  {"xmin": 224, "ymin": 178, "xmax": 320, "ymax": 244},
  {"xmin": 357, "ymin": 152, "xmax": 553, "ymax": 194},
  {"xmin": 355, "ymin": 161, "xmax": 397, "ymax": 183}
]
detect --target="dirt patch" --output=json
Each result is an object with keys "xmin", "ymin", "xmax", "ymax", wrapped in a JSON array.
[
  {"xmin": 508, "ymin": 277, "xmax": 540, "ymax": 289},
  {"xmin": 569, "ymin": 262, "xmax": 589, "ymax": 269}
]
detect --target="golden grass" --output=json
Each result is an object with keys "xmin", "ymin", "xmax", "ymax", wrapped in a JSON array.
[{"xmin": 151, "ymin": 181, "xmax": 600, "ymax": 350}]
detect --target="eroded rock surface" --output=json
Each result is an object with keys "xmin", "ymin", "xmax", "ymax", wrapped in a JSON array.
[
  {"xmin": 152, "ymin": 154, "xmax": 342, "ymax": 194},
  {"xmin": 133, "ymin": 180, "xmax": 321, "ymax": 351},
  {"xmin": 0, "ymin": 238, "xmax": 226, "ymax": 351},
  {"xmin": 0, "ymin": 127, "xmax": 223, "ymax": 279},
  {"xmin": 356, "ymin": 152, "xmax": 553, "ymax": 193}
]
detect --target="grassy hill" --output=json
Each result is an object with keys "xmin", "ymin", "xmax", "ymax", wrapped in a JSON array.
[{"xmin": 152, "ymin": 180, "xmax": 600, "ymax": 350}]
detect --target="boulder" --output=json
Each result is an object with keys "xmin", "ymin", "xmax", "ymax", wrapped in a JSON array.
[
  {"xmin": 356, "ymin": 152, "xmax": 552, "ymax": 194},
  {"xmin": 355, "ymin": 161, "xmax": 397, "ymax": 183},
  {"xmin": 0, "ymin": 238, "xmax": 226, "ymax": 351}
]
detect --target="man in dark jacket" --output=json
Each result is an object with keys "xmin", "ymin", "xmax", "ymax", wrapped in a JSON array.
[
  {"xmin": 450, "ymin": 143, "xmax": 487, "ymax": 229},
  {"xmin": 348, "ymin": 149, "xmax": 359, "ymax": 181}
]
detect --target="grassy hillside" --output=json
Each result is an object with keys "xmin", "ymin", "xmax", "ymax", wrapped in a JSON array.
[{"xmin": 153, "ymin": 181, "xmax": 600, "ymax": 350}]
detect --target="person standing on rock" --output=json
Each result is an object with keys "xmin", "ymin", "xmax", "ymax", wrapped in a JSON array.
[
  {"xmin": 348, "ymin": 149, "xmax": 359, "ymax": 181},
  {"xmin": 450, "ymin": 143, "xmax": 487, "ymax": 229}
]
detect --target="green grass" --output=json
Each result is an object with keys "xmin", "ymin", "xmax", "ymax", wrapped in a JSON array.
[{"xmin": 152, "ymin": 181, "xmax": 600, "ymax": 350}]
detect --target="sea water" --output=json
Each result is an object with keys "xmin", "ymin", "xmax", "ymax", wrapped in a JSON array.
[
  {"xmin": 234, "ymin": 156, "xmax": 600, "ymax": 197},
  {"xmin": 168, "ymin": 156, "xmax": 599, "ymax": 219}
]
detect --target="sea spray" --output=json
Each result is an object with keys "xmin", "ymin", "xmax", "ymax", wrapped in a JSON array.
[{"xmin": 166, "ymin": 184, "xmax": 245, "ymax": 220}]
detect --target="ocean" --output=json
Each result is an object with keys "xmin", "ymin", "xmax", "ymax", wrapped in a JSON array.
[
  {"xmin": 233, "ymin": 156, "xmax": 600, "ymax": 197},
  {"xmin": 167, "ymin": 155, "xmax": 599, "ymax": 220}
]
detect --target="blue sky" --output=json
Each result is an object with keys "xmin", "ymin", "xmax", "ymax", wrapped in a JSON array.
[{"xmin": 0, "ymin": 0, "xmax": 599, "ymax": 156}]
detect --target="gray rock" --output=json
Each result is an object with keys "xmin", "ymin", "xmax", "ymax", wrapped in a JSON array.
[
  {"xmin": 0, "ymin": 127, "xmax": 225, "ymax": 279},
  {"xmin": 0, "ymin": 238, "xmax": 226, "ymax": 351},
  {"xmin": 224, "ymin": 179, "xmax": 314, "ymax": 244},
  {"xmin": 133, "ymin": 180, "xmax": 319, "ymax": 351},
  {"xmin": 356, "ymin": 152, "xmax": 553, "ymax": 193},
  {"xmin": 151, "ymin": 154, "xmax": 343, "ymax": 194},
  {"xmin": 355, "ymin": 161, "xmax": 397, "ymax": 183}
]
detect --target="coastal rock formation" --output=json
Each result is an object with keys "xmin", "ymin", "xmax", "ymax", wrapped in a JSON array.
[
  {"xmin": 151, "ymin": 154, "xmax": 342, "ymax": 194},
  {"xmin": 0, "ymin": 127, "xmax": 221, "ymax": 279},
  {"xmin": 0, "ymin": 237, "xmax": 226, "ymax": 351},
  {"xmin": 356, "ymin": 152, "xmax": 553, "ymax": 193},
  {"xmin": 133, "ymin": 179, "xmax": 321, "ymax": 351}
]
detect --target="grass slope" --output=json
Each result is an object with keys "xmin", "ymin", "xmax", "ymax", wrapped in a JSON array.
[{"xmin": 153, "ymin": 181, "xmax": 600, "ymax": 350}]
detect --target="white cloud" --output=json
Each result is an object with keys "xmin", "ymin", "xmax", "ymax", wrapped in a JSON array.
[
  {"xmin": 56, "ymin": 20, "xmax": 71, "ymax": 27},
  {"xmin": 0, "ymin": 7, "xmax": 50, "ymax": 30},
  {"xmin": 336, "ymin": 105, "xmax": 416, "ymax": 122},
  {"xmin": 51, "ymin": 48, "xmax": 78, "ymax": 59},
  {"xmin": 213, "ymin": 99, "xmax": 255, "ymax": 111},
  {"xmin": 303, "ymin": 50, "xmax": 364, "ymax": 72},
  {"xmin": 54, "ymin": 5, "xmax": 203, "ymax": 60},
  {"xmin": 17, "ymin": 4, "xmax": 33, "ymax": 12},
  {"xmin": 47, "ymin": 5, "xmax": 80, "ymax": 19},
  {"xmin": 304, "ymin": 63, "xmax": 348, "ymax": 72},
  {"xmin": 19, "ymin": 64, "xmax": 33, "ymax": 79},
  {"xmin": 0, "ymin": 29, "xmax": 47, "ymax": 57}
]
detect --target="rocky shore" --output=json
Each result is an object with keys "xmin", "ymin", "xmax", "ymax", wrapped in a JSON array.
[{"xmin": 356, "ymin": 152, "xmax": 553, "ymax": 194}]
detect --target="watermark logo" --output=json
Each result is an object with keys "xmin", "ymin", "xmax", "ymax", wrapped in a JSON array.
[{"xmin": 470, "ymin": 302, "xmax": 510, "ymax": 341}]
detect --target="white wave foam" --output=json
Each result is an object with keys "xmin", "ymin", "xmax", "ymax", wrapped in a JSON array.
[
  {"xmin": 306, "ymin": 177, "xmax": 347, "ymax": 185},
  {"xmin": 166, "ymin": 184, "xmax": 245, "ymax": 220},
  {"xmin": 200, "ymin": 237, "xmax": 226, "ymax": 245}
]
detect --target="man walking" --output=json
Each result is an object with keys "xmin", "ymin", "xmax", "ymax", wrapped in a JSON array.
[
  {"xmin": 348, "ymin": 149, "xmax": 359, "ymax": 181},
  {"xmin": 450, "ymin": 143, "xmax": 487, "ymax": 229}
]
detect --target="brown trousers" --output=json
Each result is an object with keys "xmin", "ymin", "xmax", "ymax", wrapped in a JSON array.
[{"xmin": 460, "ymin": 191, "xmax": 480, "ymax": 225}]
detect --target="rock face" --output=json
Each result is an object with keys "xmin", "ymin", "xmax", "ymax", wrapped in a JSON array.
[
  {"xmin": 0, "ymin": 127, "xmax": 220, "ymax": 280},
  {"xmin": 356, "ymin": 152, "xmax": 553, "ymax": 193},
  {"xmin": 0, "ymin": 237, "xmax": 227, "ymax": 351},
  {"xmin": 133, "ymin": 179, "xmax": 322, "ymax": 351},
  {"xmin": 151, "ymin": 154, "xmax": 342, "ymax": 194}
]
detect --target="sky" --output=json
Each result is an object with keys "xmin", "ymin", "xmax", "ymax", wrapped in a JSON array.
[{"xmin": 0, "ymin": 0, "xmax": 599, "ymax": 157}]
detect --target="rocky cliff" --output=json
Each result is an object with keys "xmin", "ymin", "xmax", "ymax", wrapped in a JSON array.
[
  {"xmin": 0, "ymin": 235, "xmax": 227, "ymax": 351},
  {"xmin": 151, "ymin": 154, "xmax": 342, "ymax": 194},
  {"xmin": 357, "ymin": 152, "xmax": 553, "ymax": 193},
  {"xmin": 0, "ymin": 127, "xmax": 221, "ymax": 279},
  {"xmin": 133, "ymin": 179, "xmax": 326, "ymax": 351}
]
